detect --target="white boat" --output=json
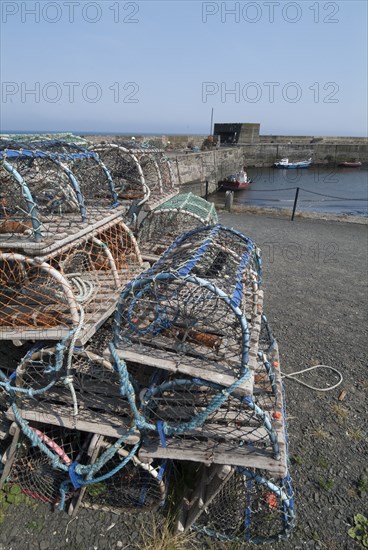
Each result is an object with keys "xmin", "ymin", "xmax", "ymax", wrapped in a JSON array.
[{"xmin": 273, "ymin": 157, "xmax": 312, "ymax": 169}]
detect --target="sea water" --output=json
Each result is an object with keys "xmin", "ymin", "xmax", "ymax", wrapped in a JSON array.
[{"xmin": 212, "ymin": 166, "xmax": 368, "ymax": 216}]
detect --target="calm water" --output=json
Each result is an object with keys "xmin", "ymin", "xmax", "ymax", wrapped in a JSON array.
[{"xmin": 212, "ymin": 167, "xmax": 368, "ymax": 216}]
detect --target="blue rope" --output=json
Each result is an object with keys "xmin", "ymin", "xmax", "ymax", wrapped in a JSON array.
[{"xmin": 157, "ymin": 421, "xmax": 167, "ymax": 448}]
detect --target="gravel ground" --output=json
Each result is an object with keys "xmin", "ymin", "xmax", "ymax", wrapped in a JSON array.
[{"xmin": 0, "ymin": 212, "xmax": 367, "ymax": 550}]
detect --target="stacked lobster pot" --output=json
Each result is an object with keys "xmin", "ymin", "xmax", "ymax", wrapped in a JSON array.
[
  {"xmin": 90, "ymin": 141, "xmax": 178, "ymax": 214},
  {"xmin": 0, "ymin": 138, "xmax": 294, "ymax": 542},
  {"xmin": 0, "ymin": 137, "xmax": 181, "ymax": 517},
  {"xmin": 105, "ymin": 223, "xmax": 295, "ymax": 543},
  {"xmin": 0, "ymin": 143, "xmax": 144, "ymax": 345},
  {"xmin": 137, "ymin": 192, "xmax": 219, "ymax": 261}
]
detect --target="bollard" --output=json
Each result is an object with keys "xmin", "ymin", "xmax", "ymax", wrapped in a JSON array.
[
  {"xmin": 291, "ymin": 187, "xmax": 300, "ymax": 221},
  {"xmin": 225, "ymin": 190, "xmax": 234, "ymax": 212},
  {"xmin": 205, "ymin": 180, "xmax": 209, "ymax": 201}
]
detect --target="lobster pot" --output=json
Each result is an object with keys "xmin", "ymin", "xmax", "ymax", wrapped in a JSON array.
[
  {"xmin": 92, "ymin": 143, "xmax": 178, "ymax": 210},
  {"xmin": 1, "ymin": 424, "xmax": 89, "ymax": 504},
  {"xmin": 92, "ymin": 143, "xmax": 148, "ymax": 201},
  {"xmin": 138, "ymin": 193, "xmax": 218, "ymax": 256},
  {"xmin": 116, "ymin": 140, "xmax": 177, "ymax": 192},
  {"xmin": 5, "ymin": 348, "xmax": 139, "ymax": 443},
  {"xmin": 0, "ymin": 149, "xmax": 126, "ymax": 252},
  {"xmin": 0, "ymin": 134, "xmax": 89, "ymax": 148},
  {"xmin": 146, "ymin": 224, "xmax": 261, "ymax": 309},
  {"xmin": 0, "ymin": 151, "xmax": 83, "ymax": 246},
  {"xmin": 112, "ymin": 225, "xmax": 263, "ymax": 387},
  {"xmin": 0, "ymin": 233, "xmax": 121, "ymax": 343},
  {"xmin": 2, "ymin": 142, "xmax": 118, "ymax": 209},
  {"xmin": 80, "ymin": 436, "xmax": 167, "ymax": 514},
  {"xmin": 132, "ymin": 147, "xmax": 177, "ymax": 207},
  {"xmin": 138, "ymin": 368, "xmax": 287, "ymax": 475},
  {"xmin": 191, "ymin": 467, "xmax": 295, "ymax": 544}
]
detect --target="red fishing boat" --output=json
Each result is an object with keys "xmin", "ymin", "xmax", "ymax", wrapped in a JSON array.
[
  {"xmin": 338, "ymin": 161, "xmax": 362, "ymax": 168},
  {"xmin": 218, "ymin": 170, "xmax": 252, "ymax": 191}
]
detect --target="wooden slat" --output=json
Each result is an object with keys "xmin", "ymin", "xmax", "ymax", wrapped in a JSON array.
[
  {"xmin": 0, "ymin": 427, "xmax": 20, "ymax": 488},
  {"xmin": 6, "ymin": 406, "xmax": 139, "ymax": 443},
  {"xmin": 139, "ymin": 438, "xmax": 287, "ymax": 477},
  {"xmin": 106, "ymin": 347, "xmax": 254, "ymax": 396},
  {"xmin": 0, "ymin": 205, "xmax": 127, "ymax": 255}
]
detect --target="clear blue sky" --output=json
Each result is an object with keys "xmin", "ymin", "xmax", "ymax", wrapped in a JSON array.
[{"xmin": 0, "ymin": 0, "xmax": 367, "ymax": 136}]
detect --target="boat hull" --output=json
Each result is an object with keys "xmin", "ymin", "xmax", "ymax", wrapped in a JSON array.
[
  {"xmin": 338, "ymin": 162, "xmax": 362, "ymax": 168},
  {"xmin": 218, "ymin": 180, "xmax": 252, "ymax": 191},
  {"xmin": 273, "ymin": 157, "xmax": 312, "ymax": 169},
  {"xmin": 273, "ymin": 163, "xmax": 311, "ymax": 169}
]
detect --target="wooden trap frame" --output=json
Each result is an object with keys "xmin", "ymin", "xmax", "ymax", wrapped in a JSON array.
[
  {"xmin": 0, "ymin": 218, "xmax": 144, "ymax": 344},
  {"xmin": 137, "ymin": 346, "xmax": 287, "ymax": 477}
]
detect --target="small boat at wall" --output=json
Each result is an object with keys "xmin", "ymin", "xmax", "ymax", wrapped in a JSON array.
[
  {"xmin": 218, "ymin": 170, "xmax": 252, "ymax": 191},
  {"xmin": 338, "ymin": 161, "xmax": 362, "ymax": 168},
  {"xmin": 273, "ymin": 158, "xmax": 312, "ymax": 169}
]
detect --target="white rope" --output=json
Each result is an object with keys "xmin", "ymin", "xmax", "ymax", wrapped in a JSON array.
[
  {"xmin": 281, "ymin": 364, "xmax": 343, "ymax": 392},
  {"xmin": 62, "ymin": 304, "xmax": 85, "ymax": 417},
  {"xmin": 66, "ymin": 273, "xmax": 95, "ymax": 303}
]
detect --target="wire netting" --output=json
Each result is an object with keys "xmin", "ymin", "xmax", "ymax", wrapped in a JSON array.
[
  {"xmin": 0, "ymin": 147, "xmax": 126, "ymax": 248},
  {"xmin": 1, "ymin": 141, "xmax": 117, "ymax": 209},
  {"xmin": 140, "ymin": 377, "xmax": 280, "ymax": 460},
  {"xmin": 113, "ymin": 225, "xmax": 262, "ymax": 382},
  {"xmin": 82, "ymin": 436, "xmax": 167, "ymax": 513},
  {"xmin": 91, "ymin": 143, "xmax": 177, "ymax": 209},
  {"xmin": 6, "ymin": 424, "xmax": 89, "ymax": 504},
  {"xmin": 114, "ymin": 274, "xmax": 250, "ymax": 381},
  {"xmin": 11, "ymin": 348, "xmax": 137, "ymax": 440},
  {"xmin": 91, "ymin": 144, "xmax": 148, "ymax": 201},
  {"xmin": 146, "ymin": 224, "xmax": 261, "ymax": 301},
  {"xmin": 92, "ymin": 219, "xmax": 143, "ymax": 274},
  {"xmin": 0, "ymin": 218, "xmax": 143, "ymax": 338},
  {"xmin": 192, "ymin": 466, "xmax": 295, "ymax": 544},
  {"xmin": 137, "ymin": 193, "xmax": 218, "ymax": 255},
  {"xmin": 0, "ymin": 134, "xmax": 89, "ymax": 147}
]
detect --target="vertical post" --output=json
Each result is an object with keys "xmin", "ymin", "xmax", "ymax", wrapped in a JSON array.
[
  {"xmin": 205, "ymin": 180, "xmax": 209, "ymax": 201},
  {"xmin": 210, "ymin": 107, "xmax": 214, "ymax": 135},
  {"xmin": 225, "ymin": 191, "xmax": 234, "ymax": 212},
  {"xmin": 291, "ymin": 187, "xmax": 300, "ymax": 221}
]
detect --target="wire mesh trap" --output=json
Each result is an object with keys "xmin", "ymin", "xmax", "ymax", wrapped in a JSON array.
[
  {"xmin": 79, "ymin": 435, "xmax": 167, "ymax": 514},
  {"xmin": 0, "ymin": 148, "xmax": 125, "ymax": 252},
  {"xmin": 6, "ymin": 347, "xmax": 139, "ymax": 442},
  {"xmin": 149, "ymin": 224, "xmax": 262, "ymax": 300},
  {"xmin": 1, "ymin": 424, "xmax": 89, "ymax": 505},
  {"xmin": 190, "ymin": 466, "xmax": 295, "ymax": 544},
  {"xmin": 137, "ymin": 193, "xmax": 218, "ymax": 257},
  {"xmin": 111, "ymin": 225, "xmax": 263, "ymax": 389},
  {"xmin": 0, "ymin": 134, "xmax": 89, "ymax": 148},
  {"xmin": 0, "ymin": 217, "xmax": 144, "ymax": 342},
  {"xmin": 91, "ymin": 143, "xmax": 177, "ymax": 211}
]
